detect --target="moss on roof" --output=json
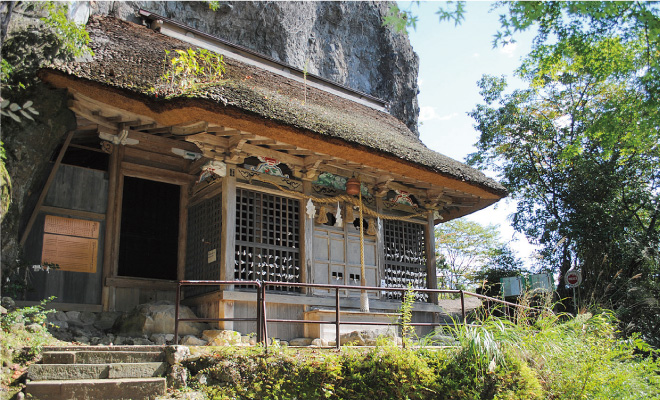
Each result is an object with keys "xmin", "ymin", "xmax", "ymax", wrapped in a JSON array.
[{"xmin": 47, "ymin": 15, "xmax": 506, "ymax": 197}]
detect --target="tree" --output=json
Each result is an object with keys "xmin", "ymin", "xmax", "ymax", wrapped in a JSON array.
[
  {"xmin": 435, "ymin": 220, "xmax": 523, "ymax": 290},
  {"xmin": 468, "ymin": 2, "xmax": 660, "ymax": 345}
]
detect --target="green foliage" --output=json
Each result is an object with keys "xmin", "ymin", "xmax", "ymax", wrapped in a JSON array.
[
  {"xmin": 178, "ymin": 310, "xmax": 660, "ymax": 400},
  {"xmin": 39, "ymin": 2, "xmax": 92, "ymax": 59},
  {"xmin": 152, "ymin": 48, "xmax": 227, "ymax": 98},
  {"xmin": 398, "ymin": 283, "xmax": 416, "ymax": 343},
  {"xmin": 383, "ymin": 3, "xmax": 419, "ymax": 34},
  {"xmin": 383, "ymin": 1, "xmax": 466, "ymax": 33},
  {"xmin": 1, "ymin": 297, "xmax": 58, "ymax": 364},
  {"xmin": 208, "ymin": 1, "xmax": 220, "ymax": 12},
  {"xmin": 436, "ymin": 220, "xmax": 523, "ymax": 291},
  {"xmin": 468, "ymin": 2, "xmax": 660, "ymax": 346}
]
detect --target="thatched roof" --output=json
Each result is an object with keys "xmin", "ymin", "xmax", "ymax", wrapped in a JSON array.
[{"xmin": 44, "ymin": 15, "xmax": 506, "ymax": 197}]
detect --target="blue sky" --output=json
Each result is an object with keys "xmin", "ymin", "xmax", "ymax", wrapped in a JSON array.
[{"xmin": 402, "ymin": 1, "xmax": 538, "ymax": 266}]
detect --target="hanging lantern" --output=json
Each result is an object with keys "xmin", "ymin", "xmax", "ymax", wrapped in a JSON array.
[{"xmin": 346, "ymin": 177, "xmax": 360, "ymax": 196}]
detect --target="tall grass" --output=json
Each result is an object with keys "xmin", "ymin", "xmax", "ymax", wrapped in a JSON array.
[{"xmin": 443, "ymin": 292, "xmax": 660, "ymax": 400}]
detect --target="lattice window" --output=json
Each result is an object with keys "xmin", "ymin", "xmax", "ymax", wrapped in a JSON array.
[
  {"xmin": 185, "ymin": 194, "xmax": 222, "ymax": 297},
  {"xmin": 383, "ymin": 220, "xmax": 428, "ymax": 301},
  {"xmin": 235, "ymin": 188, "xmax": 300, "ymax": 292}
]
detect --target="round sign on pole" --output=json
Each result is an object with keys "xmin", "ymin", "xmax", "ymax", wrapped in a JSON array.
[{"xmin": 565, "ymin": 270, "xmax": 582, "ymax": 288}]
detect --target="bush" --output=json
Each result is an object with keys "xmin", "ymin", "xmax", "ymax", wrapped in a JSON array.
[{"xmin": 180, "ymin": 307, "xmax": 659, "ymax": 400}]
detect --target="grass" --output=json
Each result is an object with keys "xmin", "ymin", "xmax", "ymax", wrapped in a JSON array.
[
  {"xmin": 176, "ymin": 305, "xmax": 660, "ymax": 400},
  {"xmin": 1, "ymin": 298, "xmax": 65, "ymax": 398}
]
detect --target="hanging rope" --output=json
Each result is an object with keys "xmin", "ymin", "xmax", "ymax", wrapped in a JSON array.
[
  {"xmin": 358, "ymin": 180, "xmax": 369, "ymax": 312},
  {"xmin": 249, "ymin": 175, "xmax": 428, "ymax": 221}
]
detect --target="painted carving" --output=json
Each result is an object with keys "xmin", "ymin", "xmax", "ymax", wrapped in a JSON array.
[
  {"xmin": 248, "ymin": 156, "xmax": 289, "ymax": 178},
  {"xmin": 198, "ymin": 160, "xmax": 227, "ymax": 182}
]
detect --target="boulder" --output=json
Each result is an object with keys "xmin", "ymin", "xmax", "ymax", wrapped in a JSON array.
[
  {"xmin": 65, "ymin": 311, "xmax": 81, "ymax": 321},
  {"xmin": 113, "ymin": 301, "xmax": 208, "ymax": 337},
  {"xmin": 340, "ymin": 328, "xmax": 398, "ymax": 346},
  {"xmin": 1, "ymin": 297, "xmax": 15, "ymax": 312},
  {"xmin": 311, "ymin": 338, "xmax": 328, "ymax": 347},
  {"xmin": 167, "ymin": 364, "xmax": 189, "ymax": 389},
  {"xmin": 165, "ymin": 346, "xmax": 191, "ymax": 365},
  {"xmin": 79, "ymin": 311, "xmax": 97, "ymax": 325},
  {"xmin": 151, "ymin": 333, "xmax": 175, "ymax": 345},
  {"xmin": 202, "ymin": 330, "xmax": 241, "ymax": 346},
  {"xmin": 289, "ymin": 338, "xmax": 313, "ymax": 346},
  {"xmin": 180, "ymin": 335, "xmax": 207, "ymax": 346},
  {"xmin": 93, "ymin": 311, "xmax": 122, "ymax": 331}
]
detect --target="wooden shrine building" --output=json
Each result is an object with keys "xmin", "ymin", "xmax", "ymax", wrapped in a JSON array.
[{"xmin": 22, "ymin": 12, "xmax": 507, "ymax": 340}]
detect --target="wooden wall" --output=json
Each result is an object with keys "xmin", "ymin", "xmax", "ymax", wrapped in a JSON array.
[{"xmin": 23, "ymin": 164, "xmax": 107, "ymax": 306}]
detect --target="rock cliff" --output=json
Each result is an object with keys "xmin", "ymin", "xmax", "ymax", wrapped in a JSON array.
[{"xmin": 91, "ymin": 1, "xmax": 420, "ymax": 134}]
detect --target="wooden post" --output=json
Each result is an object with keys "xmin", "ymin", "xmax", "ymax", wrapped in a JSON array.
[
  {"xmin": 426, "ymin": 211, "xmax": 439, "ymax": 305},
  {"xmin": 300, "ymin": 179, "xmax": 314, "ymax": 294},
  {"xmin": 19, "ymin": 131, "xmax": 75, "ymax": 246},
  {"xmin": 220, "ymin": 163, "xmax": 237, "ymax": 284},
  {"xmin": 108, "ymin": 146, "xmax": 126, "ymax": 310},
  {"xmin": 177, "ymin": 182, "xmax": 190, "ymax": 282},
  {"xmin": 101, "ymin": 143, "xmax": 121, "ymax": 311}
]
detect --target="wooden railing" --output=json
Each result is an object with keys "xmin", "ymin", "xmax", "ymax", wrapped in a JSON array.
[{"xmin": 173, "ymin": 280, "xmax": 534, "ymax": 350}]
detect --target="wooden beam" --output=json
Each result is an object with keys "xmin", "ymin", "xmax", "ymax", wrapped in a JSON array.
[
  {"xmin": 121, "ymin": 161, "xmax": 195, "ymax": 185},
  {"xmin": 105, "ymin": 276, "xmax": 178, "ymax": 291},
  {"xmin": 19, "ymin": 131, "xmax": 75, "ymax": 246},
  {"xmin": 241, "ymin": 142, "xmax": 304, "ymax": 167},
  {"xmin": 171, "ymin": 120, "xmax": 208, "ymax": 135},
  {"xmin": 185, "ymin": 133, "xmax": 229, "ymax": 149},
  {"xmin": 98, "ymin": 126, "xmax": 201, "ymax": 155},
  {"xmin": 123, "ymin": 146, "xmax": 190, "ymax": 171}
]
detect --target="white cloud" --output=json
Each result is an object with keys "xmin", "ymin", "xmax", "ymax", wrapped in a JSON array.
[
  {"xmin": 499, "ymin": 42, "xmax": 518, "ymax": 57},
  {"xmin": 419, "ymin": 107, "xmax": 458, "ymax": 122},
  {"xmin": 472, "ymin": 53, "xmax": 480, "ymax": 58}
]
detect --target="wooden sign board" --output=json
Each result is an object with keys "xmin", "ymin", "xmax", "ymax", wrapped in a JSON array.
[
  {"xmin": 44, "ymin": 215, "xmax": 100, "ymax": 238},
  {"xmin": 42, "ymin": 215, "xmax": 100, "ymax": 273}
]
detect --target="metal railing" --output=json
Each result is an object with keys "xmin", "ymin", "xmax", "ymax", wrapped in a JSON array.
[{"xmin": 174, "ymin": 280, "xmax": 534, "ymax": 350}]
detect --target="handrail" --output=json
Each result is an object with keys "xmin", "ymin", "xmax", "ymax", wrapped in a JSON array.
[{"xmin": 173, "ymin": 280, "xmax": 540, "ymax": 350}]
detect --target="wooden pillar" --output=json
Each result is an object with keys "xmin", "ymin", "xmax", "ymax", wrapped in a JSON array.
[
  {"xmin": 220, "ymin": 163, "xmax": 237, "ymax": 284},
  {"xmin": 426, "ymin": 211, "xmax": 439, "ymax": 305},
  {"xmin": 218, "ymin": 163, "xmax": 238, "ymax": 330},
  {"xmin": 102, "ymin": 144, "xmax": 124, "ymax": 311},
  {"xmin": 177, "ymin": 182, "xmax": 190, "ymax": 282},
  {"xmin": 300, "ymin": 179, "xmax": 314, "ymax": 295}
]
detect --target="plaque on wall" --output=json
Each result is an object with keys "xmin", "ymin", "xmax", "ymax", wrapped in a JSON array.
[{"xmin": 41, "ymin": 215, "xmax": 100, "ymax": 273}]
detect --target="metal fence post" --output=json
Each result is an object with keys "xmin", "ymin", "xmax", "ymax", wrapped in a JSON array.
[
  {"xmin": 262, "ymin": 284, "xmax": 268, "ymax": 352},
  {"xmin": 256, "ymin": 282, "xmax": 262, "ymax": 344},
  {"xmin": 335, "ymin": 287, "xmax": 341, "ymax": 350},
  {"xmin": 174, "ymin": 282, "xmax": 181, "ymax": 344},
  {"xmin": 460, "ymin": 290, "xmax": 466, "ymax": 324}
]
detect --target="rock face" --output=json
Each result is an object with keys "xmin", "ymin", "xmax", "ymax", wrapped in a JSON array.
[{"xmin": 90, "ymin": 1, "xmax": 419, "ymax": 134}]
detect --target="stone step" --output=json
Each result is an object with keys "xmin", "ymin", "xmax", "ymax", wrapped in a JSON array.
[
  {"xmin": 42, "ymin": 350, "xmax": 164, "ymax": 364},
  {"xmin": 26, "ymin": 377, "xmax": 166, "ymax": 400},
  {"xmin": 29, "ymin": 362, "xmax": 167, "ymax": 381},
  {"xmin": 42, "ymin": 345, "xmax": 165, "ymax": 352}
]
